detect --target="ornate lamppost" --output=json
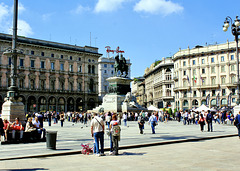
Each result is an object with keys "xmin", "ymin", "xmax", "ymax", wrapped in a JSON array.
[
  {"xmin": 1, "ymin": 0, "xmax": 24, "ymax": 122},
  {"xmin": 223, "ymin": 16, "xmax": 240, "ymax": 106}
]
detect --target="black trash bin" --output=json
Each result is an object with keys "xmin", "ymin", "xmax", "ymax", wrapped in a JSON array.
[{"xmin": 46, "ymin": 131, "xmax": 57, "ymax": 150}]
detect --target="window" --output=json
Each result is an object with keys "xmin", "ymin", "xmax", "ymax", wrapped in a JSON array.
[
  {"xmin": 183, "ymin": 70, "xmax": 186, "ymax": 76},
  {"xmin": 202, "ymin": 59, "xmax": 205, "ymax": 64},
  {"xmin": 8, "ymin": 57, "xmax": 11, "ymax": 66},
  {"xmin": 193, "ymin": 69, "xmax": 196, "ymax": 75},
  {"xmin": 184, "ymin": 91, "xmax": 187, "ymax": 97},
  {"xmin": 60, "ymin": 64, "xmax": 64, "ymax": 71},
  {"xmin": 221, "ymin": 66, "xmax": 225, "ymax": 72},
  {"xmin": 202, "ymin": 68, "xmax": 205, "ymax": 74},
  {"xmin": 78, "ymin": 83, "xmax": 81, "ymax": 91},
  {"xmin": 221, "ymin": 56, "xmax": 224, "ymax": 62},
  {"xmin": 192, "ymin": 60, "xmax": 196, "ymax": 65},
  {"xmin": 203, "ymin": 90, "xmax": 206, "ymax": 97},
  {"xmin": 69, "ymin": 64, "xmax": 73, "ymax": 72},
  {"xmin": 41, "ymin": 52, "xmax": 44, "ymax": 56},
  {"xmin": 211, "ymin": 57, "xmax": 214, "ymax": 63},
  {"xmin": 70, "ymin": 56, "xmax": 72, "ymax": 60},
  {"xmin": 61, "ymin": 55, "xmax": 64, "ymax": 59},
  {"xmin": 78, "ymin": 65, "xmax": 82, "ymax": 72},
  {"xmin": 231, "ymin": 65, "xmax": 235, "ymax": 71},
  {"xmin": 31, "ymin": 51, "xmax": 34, "ymax": 55},
  {"xmin": 78, "ymin": 57, "xmax": 81, "ymax": 61},
  {"xmin": 212, "ymin": 90, "xmax": 216, "ymax": 96},
  {"xmin": 104, "ymin": 86, "xmax": 107, "ymax": 92},
  {"xmin": 231, "ymin": 76, "xmax": 236, "ymax": 84},
  {"xmin": 104, "ymin": 64, "xmax": 107, "ymax": 68},
  {"xmin": 183, "ymin": 80, "xmax": 187, "ymax": 87},
  {"xmin": 41, "ymin": 61, "xmax": 45, "ymax": 69},
  {"xmin": 88, "ymin": 65, "xmax": 91, "ymax": 73},
  {"xmin": 221, "ymin": 77, "xmax": 226, "ymax": 84},
  {"xmin": 231, "ymin": 55, "xmax": 234, "ymax": 60},
  {"xmin": 202, "ymin": 78, "xmax": 206, "ymax": 85},
  {"xmin": 222, "ymin": 89, "xmax": 226, "ymax": 96},
  {"xmin": 30, "ymin": 60, "xmax": 35, "ymax": 68},
  {"xmin": 104, "ymin": 70, "xmax": 107, "ymax": 74},
  {"xmin": 193, "ymin": 91, "xmax": 197, "ymax": 97},
  {"xmin": 92, "ymin": 65, "xmax": 95, "ymax": 74},
  {"xmin": 183, "ymin": 61, "xmax": 186, "ymax": 66},
  {"xmin": 111, "ymin": 70, "xmax": 114, "ymax": 75},
  {"xmin": 233, "ymin": 88, "xmax": 236, "ymax": 95},
  {"xmin": 211, "ymin": 77, "xmax": 216, "ymax": 85},
  {"xmin": 51, "ymin": 53, "xmax": 54, "ymax": 57},
  {"xmin": 51, "ymin": 62, "xmax": 55, "ymax": 70},
  {"xmin": 211, "ymin": 67, "xmax": 215, "ymax": 73},
  {"xmin": 19, "ymin": 59, "xmax": 24, "ymax": 67},
  {"xmin": 92, "ymin": 60, "xmax": 95, "ymax": 63},
  {"xmin": 111, "ymin": 65, "xmax": 114, "ymax": 68},
  {"xmin": 88, "ymin": 59, "xmax": 91, "ymax": 62}
]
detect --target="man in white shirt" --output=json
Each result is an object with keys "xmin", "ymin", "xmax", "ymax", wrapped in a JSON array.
[
  {"xmin": 148, "ymin": 113, "xmax": 158, "ymax": 134},
  {"xmin": 91, "ymin": 113, "xmax": 105, "ymax": 156},
  {"xmin": 33, "ymin": 116, "xmax": 46, "ymax": 139}
]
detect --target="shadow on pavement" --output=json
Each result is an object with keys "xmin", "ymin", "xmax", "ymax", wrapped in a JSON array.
[
  {"xmin": 121, "ymin": 152, "xmax": 146, "ymax": 156},
  {"xmin": 0, "ymin": 168, "xmax": 48, "ymax": 171}
]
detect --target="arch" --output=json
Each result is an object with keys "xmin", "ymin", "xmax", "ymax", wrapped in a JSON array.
[
  {"xmin": 192, "ymin": 99, "xmax": 198, "ymax": 106},
  {"xmin": 67, "ymin": 97, "xmax": 74, "ymax": 112},
  {"xmin": 38, "ymin": 96, "xmax": 47, "ymax": 112},
  {"xmin": 48, "ymin": 96, "xmax": 56, "ymax": 112},
  {"xmin": 201, "ymin": 99, "xmax": 206, "ymax": 105},
  {"xmin": 58, "ymin": 97, "xmax": 65, "ymax": 112},
  {"xmin": 27, "ymin": 96, "xmax": 37, "ymax": 112},
  {"xmin": 211, "ymin": 99, "xmax": 216, "ymax": 106},
  {"xmin": 221, "ymin": 98, "xmax": 227, "ymax": 106},
  {"xmin": 88, "ymin": 98, "xmax": 95, "ymax": 110},
  {"xmin": 183, "ymin": 100, "xmax": 188, "ymax": 106},
  {"xmin": 76, "ymin": 97, "xmax": 84, "ymax": 112}
]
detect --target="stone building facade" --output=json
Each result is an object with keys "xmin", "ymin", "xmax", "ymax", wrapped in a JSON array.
[
  {"xmin": 0, "ymin": 33, "xmax": 102, "ymax": 113},
  {"xmin": 144, "ymin": 57, "xmax": 175, "ymax": 109},
  {"xmin": 173, "ymin": 41, "xmax": 237, "ymax": 110},
  {"xmin": 98, "ymin": 56, "xmax": 131, "ymax": 101},
  {"xmin": 131, "ymin": 77, "xmax": 145, "ymax": 107}
]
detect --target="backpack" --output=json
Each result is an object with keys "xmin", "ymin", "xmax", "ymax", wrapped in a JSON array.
[
  {"xmin": 112, "ymin": 124, "xmax": 121, "ymax": 136},
  {"xmin": 207, "ymin": 113, "xmax": 212, "ymax": 120}
]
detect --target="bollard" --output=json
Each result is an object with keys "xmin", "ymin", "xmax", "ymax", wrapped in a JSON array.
[{"xmin": 46, "ymin": 131, "xmax": 57, "ymax": 150}]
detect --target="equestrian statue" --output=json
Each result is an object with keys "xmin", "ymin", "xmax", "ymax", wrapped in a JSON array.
[{"xmin": 114, "ymin": 54, "xmax": 128, "ymax": 77}]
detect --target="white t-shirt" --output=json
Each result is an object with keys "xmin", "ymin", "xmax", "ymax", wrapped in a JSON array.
[
  {"xmin": 91, "ymin": 116, "xmax": 104, "ymax": 133},
  {"xmin": 32, "ymin": 120, "xmax": 41, "ymax": 128}
]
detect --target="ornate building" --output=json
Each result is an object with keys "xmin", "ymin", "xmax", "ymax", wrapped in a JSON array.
[
  {"xmin": 173, "ymin": 41, "xmax": 237, "ymax": 110},
  {"xmin": 0, "ymin": 33, "xmax": 102, "ymax": 113},
  {"xmin": 131, "ymin": 77, "xmax": 145, "ymax": 107},
  {"xmin": 98, "ymin": 56, "xmax": 131, "ymax": 101},
  {"xmin": 144, "ymin": 57, "xmax": 175, "ymax": 109}
]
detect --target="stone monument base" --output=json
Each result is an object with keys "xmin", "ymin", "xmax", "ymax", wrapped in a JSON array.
[{"xmin": 1, "ymin": 98, "xmax": 25, "ymax": 122}]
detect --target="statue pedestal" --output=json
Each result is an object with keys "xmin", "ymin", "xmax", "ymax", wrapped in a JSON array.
[
  {"xmin": 1, "ymin": 98, "xmax": 25, "ymax": 122},
  {"xmin": 91, "ymin": 77, "xmax": 132, "ymax": 113}
]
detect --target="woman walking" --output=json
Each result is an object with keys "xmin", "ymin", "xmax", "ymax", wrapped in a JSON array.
[{"xmin": 198, "ymin": 114, "xmax": 205, "ymax": 132}]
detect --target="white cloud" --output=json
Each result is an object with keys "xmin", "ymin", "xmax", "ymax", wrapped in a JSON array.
[
  {"xmin": 94, "ymin": 0, "xmax": 128, "ymax": 13},
  {"xmin": 72, "ymin": 5, "xmax": 91, "ymax": 14},
  {"xmin": 0, "ymin": 2, "xmax": 33, "ymax": 37},
  {"xmin": 0, "ymin": 3, "xmax": 9, "ymax": 22},
  {"xmin": 42, "ymin": 13, "xmax": 54, "ymax": 21},
  {"xmin": 134, "ymin": 0, "xmax": 184, "ymax": 15},
  {"xmin": 17, "ymin": 20, "xmax": 33, "ymax": 37}
]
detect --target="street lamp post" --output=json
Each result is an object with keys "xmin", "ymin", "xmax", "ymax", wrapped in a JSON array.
[{"xmin": 223, "ymin": 16, "xmax": 240, "ymax": 105}]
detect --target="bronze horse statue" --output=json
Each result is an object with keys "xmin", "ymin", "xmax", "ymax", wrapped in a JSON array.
[{"xmin": 114, "ymin": 54, "xmax": 128, "ymax": 77}]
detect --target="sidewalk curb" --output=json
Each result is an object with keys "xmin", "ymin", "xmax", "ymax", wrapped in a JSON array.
[{"xmin": 0, "ymin": 134, "xmax": 237, "ymax": 161}]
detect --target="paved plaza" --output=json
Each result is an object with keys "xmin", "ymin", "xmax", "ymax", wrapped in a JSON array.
[{"xmin": 0, "ymin": 120, "xmax": 237, "ymax": 161}]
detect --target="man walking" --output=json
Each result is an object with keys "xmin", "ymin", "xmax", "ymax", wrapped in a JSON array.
[
  {"xmin": 91, "ymin": 113, "xmax": 105, "ymax": 156},
  {"xmin": 149, "ymin": 113, "xmax": 158, "ymax": 134},
  {"xmin": 206, "ymin": 110, "xmax": 213, "ymax": 132},
  {"xmin": 234, "ymin": 111, "xmax": 240, "ymax": 139}
]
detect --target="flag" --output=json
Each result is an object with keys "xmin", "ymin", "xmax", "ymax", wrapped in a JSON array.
[
  {"xmin": 193, "ymin": 76, "xmax": 197, "ymax": 83},
  {"xmin": 187, "ymin": 75, "xmax": 190, "ymax": 83},
  {"xmin": 206, "ymin": 94, "xmax": 210, "ymax": 106},
  {"xmin": 216, "ymin": 93, "xmax": 220, "ymax": 107}
]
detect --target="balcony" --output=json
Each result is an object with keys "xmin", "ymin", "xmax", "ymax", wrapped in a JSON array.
[{"xmin": 173, "ymin": 86, "xmax": 191, "ymax": 91}]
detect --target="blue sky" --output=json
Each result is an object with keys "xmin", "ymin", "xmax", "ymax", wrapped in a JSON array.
[{"xmin": 0, "ymin": 0, "xmax": 240, "ymax": 78}]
